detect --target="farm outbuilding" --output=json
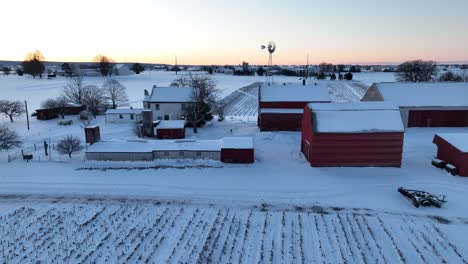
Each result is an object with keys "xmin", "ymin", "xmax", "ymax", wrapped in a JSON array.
[
  {"xmin": 433, "ymin": 133, "xmax": 468, "ymax": 176},
  {"xmin": 105, "ymin": 108, "xmax": 143, "ymax": 123},
  {"xmin": 362, "ymin": 82, "xmax": 468, "ymax": 127},
  {"xmin": 86, "ymin": 137, "xmax": 255, "ymax": 163},
  {"xmin": 156, "ymin": 120, "xmax": 185, "ymax": 139},
  {"xmin": 36, "ymin": 104, "xmax": 85, "ymax": 120},
  {"xmin": 221, "ymin": 137, "xmax": 254, "ymax": 163},
  {"xmin": 258, "ymin": 83, "xmax": 331, "ymax": 131},
  {"xmin": 301, "ymin": 102, "xmax": 405, "ymax": 167}
]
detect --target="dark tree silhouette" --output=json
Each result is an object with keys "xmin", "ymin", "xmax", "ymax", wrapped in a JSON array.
[{"xmin": 22, "ymin": 50, "xmax": 45, "ymax": 78}]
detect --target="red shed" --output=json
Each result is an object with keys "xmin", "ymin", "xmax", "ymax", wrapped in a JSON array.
[
  {"xmin": 36, "ymin": 108, "xmax": 59, "ymax": 120},
  {"xmin": 433, "ymin": 133, "xmax": 468, "ymax": 176},
  {"xmin": 85, "ymin": 125, "xmax": 100, "ymax": 144},
  {"xmin": 301, "ymin": 102, "xmax": 404, "ymax": 167},
  {"xmin": 221, "ymin": 137, "xmax": 254, "ymax": 163},
  {"xmin": 156, "ymin": 120, "xmax": 185, "ymax": 139},
  {"xmin": 258, "ymin": 83, "xmax": 331, "ymax": 131}
]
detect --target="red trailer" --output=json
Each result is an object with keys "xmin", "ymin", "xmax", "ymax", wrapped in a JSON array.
[
  {"xmin": 156, "ymin": 120, "xmax": 185, "ymax": 139},
  {"xmin": 258, "ymin": 83, "xmax": 331, "ymax": 131},
  {"xmin": 301, "ymin": 102, "xmax": 404, "ymax": 167},
  {"xmin": 221, "ymin": 137, "xmax": 254, "ymax": 163},
  {"xmin": 433, "ymin": 133, "xmax": 468, "ymax": 176}
]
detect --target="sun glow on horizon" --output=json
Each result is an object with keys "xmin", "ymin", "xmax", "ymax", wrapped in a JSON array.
[{"xmin": 1, "ymin": 0, "xmax": 468, "ymax": 65}]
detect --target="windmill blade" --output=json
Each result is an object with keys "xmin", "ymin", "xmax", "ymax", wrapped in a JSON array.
[
  {"xmin": 261, "ymin": 45, "xmax": 266, "ymax": 50},
  {"xmin": 268, "ymin": 41, "xmax": 276, "ymax": 53}
]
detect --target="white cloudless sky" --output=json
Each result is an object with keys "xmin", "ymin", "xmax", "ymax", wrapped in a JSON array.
[{"xmin": 1, "ymin": 0, "xmax": 467, "ymax": 64}]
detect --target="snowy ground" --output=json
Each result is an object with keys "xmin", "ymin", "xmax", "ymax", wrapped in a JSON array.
[
  {"xmin": 0, "ymin": 196, "xmax": 467, "ymax": 264},
  {"xmin": 1, "ymin": 71, "xmax": 468, "ymax": 263}
]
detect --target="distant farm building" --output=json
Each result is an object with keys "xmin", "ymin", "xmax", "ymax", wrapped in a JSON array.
[
  {"xmin": 143, "ymin": 86, "xmax": 194, "ymax": 121},
  {"xmin": 113, "ymin": 64, "xmax": 131, "ymax": 76},
  {"xmin": 258, "ymin": 83, "xmax": 331, "ymax": 131},
  {"xmin": 433, "ymin": 133, "xmax": 468, "ymax": 176},
  {"xmin": 362, "ymin": 82, "xmax": 468, "ymax": 127},
  {"xmin": 301, "ymin": 102, "xmax": 404, "ymax": 167},
  {"xmin": 156, "ymin": 120, "xmax": 186, "ymax": 139},
  {"xmin": 35, "ymin": 104, "xmax": 85, "ymax": 120},
  {"xmin": 105, "ymin": 108, "xmax": 143, "ymax": 123},
  {"xmin": 86, "ymin": 137, "xmax": 254, "ymax": 163}
]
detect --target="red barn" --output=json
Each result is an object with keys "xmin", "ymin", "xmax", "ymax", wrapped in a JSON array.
[
  {"xmin": 301, "ymin": 102, "xmax": 404, "ymax": 167},
  {"xmin": 258, "ymin": 83, "xmax": 331, "ymax": 131},
  {"xmin": 362, "ymin": 82, "xmax": 468, "ymax": 127},
  {"xmin": 156, "ymin": 120, "xmax": 185, "ymax": 139},
  {"xmin": 433, "ymin": 133, "xmax": 468, "ymax": 176},
  {"xmin": 221, "ymin": 137, "xmax": 254, "ymax": 163}
]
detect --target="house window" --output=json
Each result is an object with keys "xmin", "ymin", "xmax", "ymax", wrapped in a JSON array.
[
  {"xmin": 179, "ymin": 151, "xmax": 184, "ymax": 156},
  {"xmin": 181, "ymin": 103, "xmax": 186, "ymax": 110},
  {"xmin": 157, "ymin": 116, "xmax": 163, "ymax": 120},
  {"xmin": 196, "ymin": 152, "xmax": 201, "ymax": 157},
  {"xmin": 164, "ymin": 151, "xmax": 169, "ymax": 156},
  {"xmin": 164, "ymin": 115, "xmax": 169, "ymax": 120},
  {"xmin": 119, "ymin": 114, "xmax": 123, "ymax": 119},
  {"xmin": 155, "ymin": 104, "xmax": 160, "ymax": 110},
  {"xmin": 130, "ymin": 114, "xmax": 134, "ymax": 120}
]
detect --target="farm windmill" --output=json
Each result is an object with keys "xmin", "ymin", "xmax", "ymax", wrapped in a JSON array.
[{"xmin": 261, "ymin": 41, "xmax": 276, "ymax": 84}]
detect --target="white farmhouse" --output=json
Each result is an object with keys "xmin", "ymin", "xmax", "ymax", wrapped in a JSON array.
[
  {"xmin": 105, "ymin": 108, "xmax": 143, "ymax": 123},
  {"xmin": 143, "ymin": 85, "xmax": 194, "ymax": 121}
]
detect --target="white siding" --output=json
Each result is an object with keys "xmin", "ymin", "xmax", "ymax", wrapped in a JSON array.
[
  {"xmin": 149, "ymin": 102, "xmax": 188, "ymax": 120},
  {"xmin": 106, "ymin": 113, "xmax": 142, "ymax": 123}
]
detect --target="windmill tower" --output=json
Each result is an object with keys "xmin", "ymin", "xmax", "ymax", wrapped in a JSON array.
[{"xmin": 261, "ymin": 41, "xmax": 276, "ymax": 84}]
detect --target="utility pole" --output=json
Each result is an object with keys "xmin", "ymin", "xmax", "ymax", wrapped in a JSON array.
[
  {"xmin": 175, "ymin": 55, "xmax": 178, "ymax": 75},
  {"xmin": 24, "ymin": 100, "xmax": 30, "ymax": 130}
]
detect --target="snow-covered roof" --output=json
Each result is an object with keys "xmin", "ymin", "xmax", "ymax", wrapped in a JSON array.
[
  {"xmin": 436, "ymin": 133, "xmax": 468, "ymax": 152},
  {"xmin": 373, "ymin": 82, "xmax": 468, "ymax": 107},
  {"xmin": 221, "ymin": 137, "xmax": 254, "ymax": 149},
  {"xmin": 105, "ymin": 108, "xmax": 143, "ymax": 115},
  {"xmin": 308, "ymin": 102, "xmax": 399, "ymax": 111},
  {"xmin": 309, "ymin": 102, "xmax": 404, "ymax": 133},
  {"xmin": 260, "ymin": 84, "xmax": 331, "ymax": 102},
  {"xmin": 260, "ymin": 108, "xmax": 304, "ymax": 114},
  {"xmin": 87, "ymin": 139, "xmax": 222, "ymax": 153},
  {"xmin": 146, "ymin": 87, "xmax": 193, "ymax": 103},
  {"xmin": 157, "ymin": 120, "xmax": 185, "ymax": 129}
]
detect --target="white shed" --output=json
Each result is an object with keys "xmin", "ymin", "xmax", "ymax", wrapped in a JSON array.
[{"xmin": 105, "ymin": 108, "xmax": 143, "ymax": 123}]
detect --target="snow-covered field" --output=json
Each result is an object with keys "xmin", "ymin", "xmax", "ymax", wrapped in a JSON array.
[
  {"xmin": 1, "ymin": 196, "xmax": 467, "ymax": 264},
  {"xmin": 2, "ymin": 71, "xmax": 468, "ymax": 263},
  {"xmin": 0, "ymin": 71, "xmax": 303, "ymax": 111}
]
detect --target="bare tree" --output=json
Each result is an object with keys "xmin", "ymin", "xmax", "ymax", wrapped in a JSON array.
[
  {"xmin": 171, "ymin": 75, "xmax": 219, "ymax": 133},
  {"xmin": 103, "ymin": 79, "xmax": 129, "ymax": 109},
  {"xmin": 397, "ymin": 60, "xmax": 437, "ymax": 82},
  {"xmin": 439, "ymin": 71, "xmax": 464, "ymax": 82},
  {"xmin": 0, "ymin": 100, "xmax": 25, "ymax": 122},
  {"xmin": 0, "ymin": 125, "xmax": 22, "ymax": 150},
  {"xmin": 63, "ymin": 75, "xmax": 87, "ymax": 105},
  {"xmin": 83, "ymin": 85, "xmax": 105, "ymax": 117},
  {"xmin": 57, "ymin": 135, "xmax": 83, "ymax": 158},
  {"xmin": 41, "ymin": 96, "xmax": 69, "ymax": 119},
  {"xmin": 94, "ymin": 55, "xmax": 115, "ymax": 77}
]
